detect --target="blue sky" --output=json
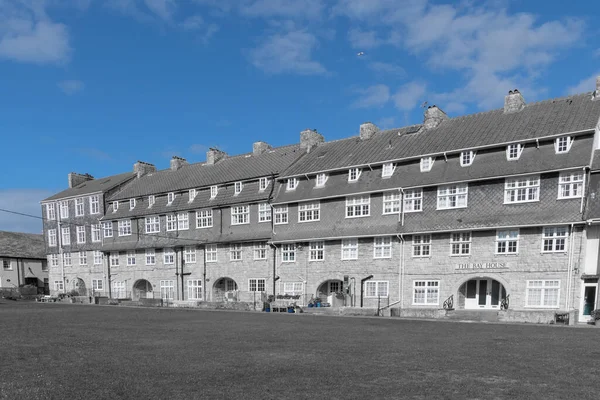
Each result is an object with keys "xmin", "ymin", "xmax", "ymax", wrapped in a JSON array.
[{"xmin": 1, "ymin": 0, "xmax": 599, "ymax": 233}]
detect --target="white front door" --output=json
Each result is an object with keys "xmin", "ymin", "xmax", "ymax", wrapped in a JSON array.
[
  {"xmin": 464, "ymin": 279, "xmax": 504, "ymax": 309},
  {"xmin": 579, "ymin": 283, "xmax": 597, "ymax": 323}
]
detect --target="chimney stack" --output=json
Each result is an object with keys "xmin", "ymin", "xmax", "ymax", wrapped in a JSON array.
[
  {"xmin": 423, "ymin": 105, "xmax": 448, "ymax": 130},
  {"xmin": 170, "ymin": 156, "xmax": 188, "ymax": 171},
  {"xmin": 206, "ymin": 148, "xmax": 227, "ymax": 165},
  {"xmin": 133, "ymin": 161, "xmax": 156, "ymax": 179},
  {"xmin": 593, "ymin": 76, "xmax": 600, "ymax": 100},
  {"xmin": 300, "ymin": 129, "xmax": 325, "ymax": 153},
  {"xmin": 68, "ymin": 172, "xmax": 94, "ymax": 188},
  {"xmin": 253, "ymin": 141, "xmax": 272, "ymax": 155},
  {"xmin": 504, "ymin": 89, "xmax": 525, "ymax": 113},
  {"xmin": 359, "ymin": 122, "xmax": 379, "ymax": 140}
]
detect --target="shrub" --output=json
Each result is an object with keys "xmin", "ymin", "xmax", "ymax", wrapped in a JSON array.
[{"xmin": 589, "ymin": 309, "xmax": 600, "ymax": 321}]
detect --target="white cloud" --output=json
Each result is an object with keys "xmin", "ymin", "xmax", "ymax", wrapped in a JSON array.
[
  {"xmin": 377, "ymin": 116, "xmax": 396, "ymax": 129},
  {"xmin": 392, "ymin": 81, "xmax": 427, "ymax": 111},
  {"xmin": 368, "ymin": 61, "xmax": 405, "ymax": 76},
  {"xmin": 249, "ymin": 30, "xmax": 327, "ymax": 75},
  {"xmin": 181, "ymin": 15, "xmax": 204, "ymax": 30},
  {"xmin": 143, "ymin": 0, "xmax": 176, "ymax": 21},
  {"xmin": 240, "ymin": 0, "xmax": 324, "ymax": 20},
  {"xmin": 58, "ymin": 79, "xmax": 84, "ymax": 95},
  {"xmin": 0, "ymin": 189, "xmax": 55, "ymax": 234},
  {"xmin": 351, "ymin": 84, "xmax": 390, "ymax": 108},
  {"xmin": 567, "ymin": 72, "xmax": 600, "ymax": 95},
  {"xmin": 347, "ymin": 28, "xmax": 382, "ymax": 49}
]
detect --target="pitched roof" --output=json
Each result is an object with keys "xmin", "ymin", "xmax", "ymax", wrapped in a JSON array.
[
  {"xmin": 43, "ymin": 172, "xmax": 136, "ymax": 201},
  {"xmin": 109, "ymin": 144, "xmax": 304, "ymax": 201},
  {"xmin": 0, "ymin": 231, "xmax": 46, "ymax": 259},
  {"xmin": 283, "ymin": 93, "xmax": 600, "ymax": 177}
]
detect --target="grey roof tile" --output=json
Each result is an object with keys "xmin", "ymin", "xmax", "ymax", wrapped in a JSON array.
[
  {"xmin": 0, "ymin": 231, "xmax": 46, "ymax": 259},
  {"xmin": 43, "ymin": 172, "xmax": 136, "ymax": 201}
]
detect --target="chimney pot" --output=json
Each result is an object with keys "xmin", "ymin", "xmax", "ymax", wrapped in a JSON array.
[
  {"xmin": 133, "ymin": 161, "xmax": 156, "ymax": 178},
  {"xmin": 206, "ymin": 148, "xmax": 227, "ymax": 165},
  {"xmin": 359, "ymin": 122, "xmax": 380, "ymax": 140},
  {"xmin": 504, "ymin": 89, "xmax": 525, "ymax": 113},
  {"xmin": 68, "ymin": 172, "xmax": 94, "ymax": 188},
  {"xmin": 300, "ymin": 129, "xmax": 325, "ymax": 153},
  {"xmin": 253, "ymin": 141, "xmax": 272, "ymax": 155},
  {"xmin": 423, "ymin": 105, "xmax": 448, "ymax": 130},
  {"xmin": 170, "ymin": 156, "xmax": 188, "ymax": 171}
]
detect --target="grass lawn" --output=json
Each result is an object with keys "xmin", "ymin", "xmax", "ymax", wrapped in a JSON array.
[{"xmin": 0, "ymin": 301, "xmax": 598, "ymax": 399}]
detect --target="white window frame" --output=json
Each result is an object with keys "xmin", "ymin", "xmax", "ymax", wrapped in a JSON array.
[
  {"xmin": 341, "ymin": 239, "xmax": 358, "ymax": 260},
  {"xmin": 282, "ymin": 282, "xmax": 303, "ymax": 296},
  {"xmin": 129, "ymin": 198, "xmax": 136, "ymax": 210},
  {"xmin": 420, "ymin": 157, "xmax": 434, "ymax": 172},
  {"xmin": 437, "ymin": 184, "xmax": 468, "ymax": 209},
  {"xmin": 383, "ymin": 192, "xmax": 400, "ymax": 215},
  {"xmin": 286, "ymin": 178, "xmax": 298, "ymax": 191},
  {"xmin": 281, "ymin": 244, "xmax": 296, "ymax": 262},
  {"xmin": 164, "ymin": 248, "xmax": 175, "ymax": 264},
  {"xmin": 79, "ymin": 251, "xmax": 87, "ymax": 266},
  {"xmin": 113, "ymin": 281, "xmax": 126, "ymax": 299},
  {"xmin": 506, "ymin": 143, "xmax": 524, "ymax": 160},
  {"xmin": 231, "ymin": 205, "xmax": 250, "ymax": 225},
  {"xmin": 346, "ymin": 195, "xmax": 370, "ymax": 218},
  {"xmin": 75, "ymin": 198, "xmax": 84, "ymax": 217},
  {"xmin": 109, "ymin": 252, "xmax": 119, "ymax": 267},
  {"xmin": 230, "ymin": 244, "xmax": 243, "ymax": 261},
  {"xmin": 60, "ymin": 201, "xmax": 69, "ymax": 219},
  {"xmin": 298, "ymin": 202, "xmax": 320, "ymax": 222},
  {"xmin": 316, "ymin": 173, "xmax": 328, "ymax": 187},
  {"xmin": 167, "ymin": 214, "xmax": 178, "ymax": 232},
  {"xmin": 46, "ymin": 203, "xmax": 56, "ymax": 220},
  {"xmin": 196, "ymin": 209, "xmax": 213, "ymax": 228},
  {"xmin": 526, "ymin": 280, "xmax": 560, "ymax": 308},
  {"xmin": 76, "ymin": 226, "xmax": 86, "ymax": 244},
  {"xmin": 93, "ymin": 251, "xmax": 102, "ymax": 265},
  {"xmin": 112, "ymin": 201, "xmax": 118, "ymax": 213},
  {"xmin": 90, "ymin": 196, "xmax": 100, "ymax": 214},
  {"xmin": 412, "ymin": 235, "xmax": 431, "ymax": 257},
  {"xmin": 54, "ymin": 280, "xmax": 64, "ymax": 292},
  {"xmin": 249, "ymin": 278, "xmax": 266, "ymax": 293},
  {"xmin": 63, "ymin": 252, "xmax": 72, "ymax": 266},
  {"xmin": 205, "ymin": 244, "xmax": 217, "ymax": 262},
  {"xmin": 460, "ymin": 151, "xmax": 475, "ymax": 167},
  {"xmin": 348, "ymin": 167, "xmax": 361, "ymax": 182},
  {"xmin": 61, "ymin": 227, "xmax": 71, "ymax": 245},
  {"xmin": 413, "ymin": 280, "xmax": 440, "ymax": 305},
  {"xmin": 259, "ymin": 177, "xmax": 270, "ymax": 191},
  {"xmin": 93, "ymin": 279, "xmax": 104, "ymax": 291},
  {"xmin": 102, "ymin": 222, "xmax": 113, "ymax": 238},
  {"xmin": 309, "ymin": 241, "xmax": 324, "ymax": 261},
  {"xmin": 210, "ymin": 186, "xmax": 218, "ymax": 199},
  {"xmin": 189, "ymin": 189, "xmax": 197, "ymax": 202},
  {"xmin": 542, "ymin": 226, "xmax": 568, "ymax": 253},
  {"xmin": 148, "ymin": 195, "xmax": 155, "ymax": 208},
  {"xmin": 48, "ymin": 229, "xmax": 57, "ymax": 247},
  {"xmin": 145, "ymin": 249, "xmax": 156, "ymax": 265},
  {"xmin": 91, "ymin": 225, "xmax": 101, "ymax": 242},
  {"xmin": 496, "ymin": 229, "xmax": 519, "ymax": 254},
  {"xmin": 558, "ymin": 171, "xmax": 584, "ymax": 199},
  {"xmin": 555, "ymin": 136, "xmax": 573, "ymax": 154},
  {"xmin": 160, "ymin": 280, "xmax": 175, "ymax": 301},
  {"xmin": 127, "ymin": 251, "xmax": 136, "ymax": 266},
  {"xmin": 382, "ymin": 163, "xmax": 395, "ymax": 178},
  {"xmin": 373, "ymin": 237, "xmax": 392, "ymax": 259},
  {"xmin": 177, "ymin": 212, "xmax": 189, "ymax": 230},
  {"xmin": 234, "ymin": 181, "xmax": 243, "ymax": 195},
  {"xmin": 187, "ymin": 279, "xmax": 203, "ymax": 300},
  {"xmin": 118, "ymin": 220, "xmax": 132, "ymax": 236},
  {"xmin": 450, "ymin": 232, "xmax": 471, "ymax": 256},
  {"xmin": 184, "ymin": 247, "xmax": 196, "ymax": 264},
  {"xmin": 258, "ymin": 203, "xmax": 272, "ymax": 223},
  {"xmin": 50, "ymin": 254, "xmax": 59, "ymax": 267},
  {"xmin": 145, "ymin": 216, "xmax": 160, "ymax": 233},
  {"xmin": 274, "ymin": 205, "xmax": 288, "ymax": 225},
  {"xmin": 365, "ymin": 281, "xmax": 389, "ymax": 298},
  {"xmin": 504, "ymin": 175, "xmax": 540, "ymax": 204},
  {"xmin": 167, "ymin": 192, "xmax": 175, "ymax": 205},
  {"xmin": 253, "ymin": 243, "xmax": 267, "ymax": 260},
  {"xmin": 403, "ymin": 189, "xmax": 423, "ymax": 213}
]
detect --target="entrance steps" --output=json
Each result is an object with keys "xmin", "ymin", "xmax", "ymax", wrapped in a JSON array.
[{"xmin": 445, "ymin": 309, "xmax": 500, "ymax": 322}]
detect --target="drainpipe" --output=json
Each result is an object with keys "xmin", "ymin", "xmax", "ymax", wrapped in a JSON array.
[
  {"xmin": 360, "ymin": 275, "xmax": 374, "ymax": 307},
  {"xmin": 203, "ymin": 245, "xmax": 207, "ymax": 301},
  {"xmin": 399, "ymin": 188, "xmax": 405, "ymax": 226},
  {"xmin": 270, "ymin": 243, "xmax": 278, "ymax": 302},
  {"xmin": 397, "ymin": 234, "xmax": 405, "ymax": 310},
  {"xmin": 581, "ymin": 167, "xmax": 588, "ymax": 214},
  {"xmin": 57, "ymin": 203, "xmax": 65, "ymax": 294},
  {"xmin": 566, "ymin": 223, "xmax": 576, "ymax": 310}
]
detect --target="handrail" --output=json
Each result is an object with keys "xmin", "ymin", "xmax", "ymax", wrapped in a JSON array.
[
  {"xmin": 443, "ymin": 295, "xmax": 454, "ymax": 310},
  {"xmin": 376, "ymin": 300, "xmax": 401, "ymax": 316},
  {"xmin": 500, "ymin": 294, "xmax": 510, "ymax": 310}
]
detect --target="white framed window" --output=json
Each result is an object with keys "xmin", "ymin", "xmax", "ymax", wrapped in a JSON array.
[
  {"xmin": 60, "ymin": 201, "xmax": 69, "ymax": 219},
  {"xmin": 281, "ymin": 244, "xmax": 296, "ymax": 262},
  {"xmin": 298, "ymin": 202, "xmax": 320, "ymax": 222},
  {"xmin": 92, "ymin": 279, "xmax": 104, "ymax": 291},
  {"xmin": 205, "ymin": 244, "xmax": 217, "ymax": 262},
  {"xmin": 348, "ymin": 167, "xmax": 361, "ymax": 182},
  {"xmin": 46, "ymin": 203, "xmax": 56, "ymax": 220},
  {"xmin": 316, "ymin": 173, "xmax": 328, "ymax": 187},
  {"xmin": 346, "ymin": 195, "xmax": 370, "ymax": 217},
  {"xmin": 383, "ymin": 192, "xmax": 400, "ymax": 214},
  {"xmin": 526, "ymin": 280, "xmax": 560, "ymax": 308},
  {"xmin": 196, "ymin": 210, "xmax": 213, "ymax": 228},
  {"xmin": 274, "ymin": 205, "xmax": 288, "ymax": 224},
  {"xmin": 555, "ymin": 136, "xmax": 573, "ymax": 154},
  {"xmin": 413, "ymin": 281, "xmax": 439, "ymax": 305},
  {"xmin": 61, "ymin": 227, "xmax": 71, "ymax": 245},
  {"xmin": 403, "ymin": 189, "xmax": 423, "ymax": 212},
  {"xmin": 145, "ymin": 216, "xmax": 160, "ymax": 233},
  {"xmin": 282, "ymin": 282, "xmax": 303, "ymax": 296},
  {"xmin": 504, "ymin": 176, "xmax": 540, "ymax": 203},
  {"xmin": 54, "ymin": 280, "xmax": 64, "ymax": 292},
  {"xmin": 167, "ymin": 192, "xmax": 175, "ymax": 205},
  {"xmin": 286, "ymin": 178, "xmax": 298, "ymax": 191},
  {"xmin": 382, "ymin": 163, "xmax": 395, "ymax": 178},
  {"xmin": 341, "ymin": 238, "xmax": 358, "ymax": 260},
  {"xmin": 129, "ymin": 198, "xmax": 136, "ymax": 210},
  {"xmin": 450, "ymin": 232, "xmax": 471, "ymax": 255},
  {"xmin": 187, "ymin": 280, "xmax": 203, "ymax": 300},
  {"xmin": 102, "ymin": 222, "xmax": 113, "ymax": 238},
  {"xmin": 75, "ymin": 198, "xmax": 84, "ymax": 216},
  {"xmin": 496, "ymin": 230, "xmax": 519, "ymax": 254},
  {"xmin": 231, "ymin": 205, "xmax": 250, "ymax": 225},
  {"xmin": 506, "ymin": 143, "xmax": 523, "ymax": 160},
  {"xmin": 109, "ymin": 252, "xmax": 119, "ymax": 267},
  {"xmin": 145, "ymin": 249, "xmax": 156, "ymax": 265},
  {"xmin": 127, "ymin": 251, "xmax": 136, "ymax": 266},
  {"xmin": 91, "ymin": 225, "xmax": 101, "ymax": 242},
  {"xmin": 166, "ymin": 214, "xmax": 177, "ymax": 231},
  {"xmin": 258, "ymin": 203, "xmax": 272, "ymax": 222},
  {"xmin": 112, "ymin": 201, "xmax": 118, "ymax": 213},
  {"xmin": 249, "ymin": 278, "xmax": 266, "ymax": 292},
  {"xmin": 420, "ymin": 157, "xmax": 434, "ymax": 172},
  {"xmin": 309, "ymin": 241, "xmax": 324, "ymax": 261},
  {"xmin": 365, "ymin": 281, "xmax": 389, "ymax": 298},
  {"xmin": 189, "ymin": 189, "xmax": 197, "ymax": 202},
  {"xmin": 93, "ymin": 251, "xmax": 102, "ymax": 265},
  {"xmin": 558, "ymin": 171, "xmax": 583, "ymax": 199},
  {"xmin": 542, "ymin": 227, "xmax": 568, "ymax": 252},
  {"xmin": 112, "ymin": 281, "xmax": 126, "ymax": 299},
  {"xmin": 253, "ymin": 243, "xmax": 267, "ymax": 260},
  {"xmin": 210, "ymin": 186, "xmax": 218, "ymax": 199},
  {"xmin": 234, "ymin": 181, "xmax": 243, "ymax": 195},
  {"xmin": 412, "ymin": 235, "xmax": 431, "ymax": 257},
  {"xmin": 437, "ymin": 184, "xmax": 468, "ymax": 209},
  {"xmin": 183, "ymin": 246, "xmax": 196, "ymax": 264},
  {"xmin": 460, "ymin": 151, "xmax": 475, "ymax": 167},
  {"xmin": 76, "ymin": 226, "xmax": 86, "ymax": 243},
  {"xmin": 48, "ymin": 229, "xmax": 57, "ymax": 246},
  {"xmin": 50, "ymin": 254, "xmax": 59, "ymax": 267},
  {"xmin": 177, "ymin": 212, "xmax": 189, "ymax": 230},
  {"xmin": 373, "ymin": 237, "xmax": 392, "ymax": 259},
  {"xmin": 160, "ymin": 280, "xmax": 175, "ymax": 301},
  {"xmin": 118, "ymin": 220, "xmax": 132, "ymax": 236},
  {"xmin": 149, "ymin": 195, "xmax": 155, "ymax": 208},
  {"xmin": 230, "ymin": 244, "xmax": 243, "ymax": 261},
  {"xmin": 90, "ymin": 195, "xmax": 99, "ymax": 214},
  {"xmin": 259, "ymin": 177, "xmax": 270, "ymax": 191},
  {"xmin": 164, "ymin": 248, "xmax": 175, "ymax": 264},
  {"xmin": 79, "ymin": 251, "xmax": 87, "ymax": 265},
  {"xmin": 63, "ymin": 252, "xmax": 72, "ymax": 266}
]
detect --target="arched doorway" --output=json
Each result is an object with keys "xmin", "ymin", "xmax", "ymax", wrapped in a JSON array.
[
  {"xmin": 317, "ymin": 279, "xmax": 345, "ymax": 306},
  {"xmin": 213, "ymin": 277, "xmax": 238, "ymax": 302},
  {"xmin": 132, "ymin": 279, "xmax": 153, "ymax": 300},
  {"xmin": 72, "ymin": 278, "xmax": 87, "ymax": 296},
  {"xmin": 458, "ymin": 278, "xmax": 507, "ymax": 310}
]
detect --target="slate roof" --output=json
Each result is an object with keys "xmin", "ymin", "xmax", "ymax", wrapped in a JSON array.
[
  {"xmin": 43, "ymin": 172, "xmax": 136, "ymax": 201},
  {"xmin": 109, "ymin": 144, "xmax": 304, "ymax": 201},
  {"xmin": 590, "ymin": 150, "xmax": 600, "ymax": 172},
  {"xmin": 0, "ymin": 231, "xmax": 46, "ymax": 259},
  {"xmin": 283, "ymin": 93, "xmax": 600, "ymax": 177}
]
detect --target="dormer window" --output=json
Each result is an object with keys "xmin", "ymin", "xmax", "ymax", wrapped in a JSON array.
[
  {"xmin": 382, "ymin": 163, "xmax": 395, "ymax": 178},
  {"xmin": 148, "ymin": 195, "xmax": 155, "ymax": 208},
  {"xmin": 129, "ymin": 199, "xmax": 136, "ymax": 210},
  {"xmin": 189, "ymin": 189, "xmax": 197, "ymax": 202},
  {"xmin": 316, "ymin": 173, "xmax": 328, "ymax": 187},
  {"xmin": 348, "ymin": 168, "xmax": 361, "ymax": 182},
  {"xmin": 259, "ymin": 177, "xmax": 270, "ymax": 191},
  {"xmin": 113, "ymin": 201, "xmax": 118, "ymax": 213},
  {"xmin": 210, "ymin": 186, "xmax": 218, "ymax": 199},
  {"xmin": 555, "ymin": 136, "xmax": 572, "ymax": 154},
  {"xmin": 420, "ymin": 157, "xmax": 434, "ymax": 172},
  {"xmin": 167, "ymin": 192, "xmax": 175, "ymax": 205},
  {"xmin": 234, "ymin": 182, "xmax": 243, "ymax": 195},
  {"xmin": 460, "ymin": 151, "xmax": 475, "ymax": 167},
  {"xmin": 287, "ymin": 178, "xmax": 298, "ymax": 191},
  {"xmin": 506, "ymin": 144, "xmax": 523, "ymax": 160}
]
